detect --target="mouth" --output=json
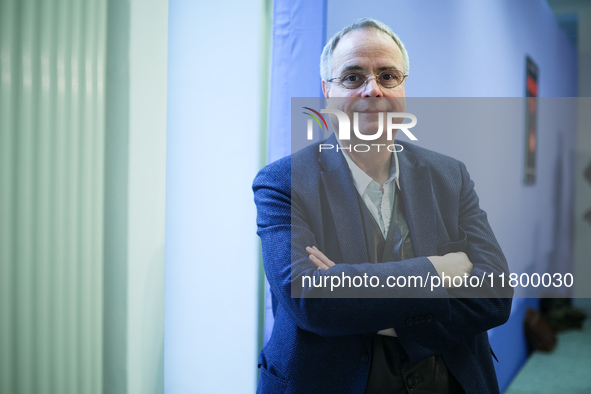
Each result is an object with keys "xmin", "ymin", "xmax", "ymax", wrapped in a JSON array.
[{"xmin": 353, "ymin": 103, "xmax": 391, "ymax": 113}]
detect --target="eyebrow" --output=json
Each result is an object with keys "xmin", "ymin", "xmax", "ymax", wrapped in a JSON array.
[{"xmin": 339, "ymin": 65, "xmax": 402, "ymax": 74}]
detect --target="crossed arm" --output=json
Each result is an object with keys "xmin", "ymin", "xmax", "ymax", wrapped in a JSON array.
[{"xmin": 306, "ymin": 245, "xmax": 474, "ymax": 288}]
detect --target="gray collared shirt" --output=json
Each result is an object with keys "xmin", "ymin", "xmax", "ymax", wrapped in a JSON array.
[{"xmin": 343, "ymin": 150, "xmax": 400, "ymax": 238}]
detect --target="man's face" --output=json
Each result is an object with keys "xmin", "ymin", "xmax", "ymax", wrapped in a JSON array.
[{"xmin": 322, "ymin": 28, "xmax": 407, "ymax": 139}]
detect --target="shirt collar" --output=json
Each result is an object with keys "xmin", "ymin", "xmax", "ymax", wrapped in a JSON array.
[{"xmin": 343, "ymin": 150, "xmax": 400, "ymax": 195}]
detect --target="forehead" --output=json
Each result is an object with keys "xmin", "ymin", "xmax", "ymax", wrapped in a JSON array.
[{"xmin": 331, "ymin": 28, "xmax": 404, "ymax": 74}]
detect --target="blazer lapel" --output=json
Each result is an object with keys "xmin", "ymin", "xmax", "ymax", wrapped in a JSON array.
[
  {"xmin": 398, "ymin": 146, "xmax": 437, "ymax": 257},
  {"xmin": 319, "ymin": 135, "xmax": 368, "ymax": 265}
]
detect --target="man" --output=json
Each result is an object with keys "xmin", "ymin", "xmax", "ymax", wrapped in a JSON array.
[{"xmin": 253, "ymin": 18, "xmax": 512, "ymax": 393}]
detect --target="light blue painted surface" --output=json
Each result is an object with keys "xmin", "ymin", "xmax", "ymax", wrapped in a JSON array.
[{"xmin": 165, "ymin": 1, "xmax": 262, "ymax": 392}]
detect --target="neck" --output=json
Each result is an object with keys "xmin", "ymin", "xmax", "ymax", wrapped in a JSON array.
[{"xmin": 344, "ymin": 145, "xmax": 392, "ymax": 186}]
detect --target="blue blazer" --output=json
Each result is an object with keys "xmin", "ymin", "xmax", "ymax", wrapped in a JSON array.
[{"xmin": 253, "ymin": 135, "xmax": 513, "ymax": 393}]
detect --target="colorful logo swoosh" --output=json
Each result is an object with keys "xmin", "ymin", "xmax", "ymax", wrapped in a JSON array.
[{"xmin": 302, "ymin": 107, "xmax": 328, "ymax": 131}]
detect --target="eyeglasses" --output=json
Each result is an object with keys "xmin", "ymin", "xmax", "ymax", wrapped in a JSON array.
[{"xmin": 327, "ymin": 69, "xmax": 407, "ymax": 90}]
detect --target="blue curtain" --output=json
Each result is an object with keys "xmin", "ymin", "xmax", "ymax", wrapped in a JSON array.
[{"xmin": 264, "ymin": 0, "xmax": 327, "ymax": 344}]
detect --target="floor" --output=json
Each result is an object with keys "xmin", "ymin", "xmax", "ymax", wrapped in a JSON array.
[{"xmin": 505, "ymin": 298, "xmax": 591, "ymax": 394}]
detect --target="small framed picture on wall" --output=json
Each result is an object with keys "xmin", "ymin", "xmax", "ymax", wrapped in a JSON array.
[{"xmin": 524, "ymin": 56, "xmax": 539, "ymax": 185}]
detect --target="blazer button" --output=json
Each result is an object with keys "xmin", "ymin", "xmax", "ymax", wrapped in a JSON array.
[
  {"xmin": 426, "ymin": 314, "xmax": 433, "ymax": 323},
  {"xmin": 360, "ymin": 353, "xmax": 369, "ymax": 363},
  {"xmin": 406, "ymin": 375, "xmax": 416, "ymax": 389},
  {"xmin": 405, "ymin": 318, "xmax": 413, "ymax": 326}
]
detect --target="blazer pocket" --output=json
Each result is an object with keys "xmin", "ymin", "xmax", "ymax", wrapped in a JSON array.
[
  {"xmin": 258, "ymin": 365, "xmax": 289, "ymax": 393},
  {"xmin": 437, "ymin": 226, "xmax": 468, "ymax": 255}
]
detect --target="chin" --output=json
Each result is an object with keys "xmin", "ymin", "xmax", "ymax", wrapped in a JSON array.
[{"xmin": 355, "ymin": 116, "xmax": 388, "ymax": 135}]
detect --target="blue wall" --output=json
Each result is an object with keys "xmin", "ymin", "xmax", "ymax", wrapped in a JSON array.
[{"xmin": 327, "ymin": 0, "xmax": 576, "ymax": 98}]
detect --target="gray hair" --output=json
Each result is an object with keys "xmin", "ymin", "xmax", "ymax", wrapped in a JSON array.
[{"xmin": 320, "ymin": 18, "xmax": 410, "ymax": 80}]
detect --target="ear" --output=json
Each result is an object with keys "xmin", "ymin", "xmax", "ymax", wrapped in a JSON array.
[{"xmin": 322, "ymin": 80, "xmax": 330, "ymax": 98}]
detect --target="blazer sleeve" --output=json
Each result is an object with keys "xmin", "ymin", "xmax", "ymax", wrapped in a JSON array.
[{"xmin": 394, "ymin": 161, "xmax": 513, "ymax": 363}]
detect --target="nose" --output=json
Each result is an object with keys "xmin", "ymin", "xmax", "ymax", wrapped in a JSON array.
[{"xmin": 361, "ymin": 75, "xmax": 383, "ymax": 97}]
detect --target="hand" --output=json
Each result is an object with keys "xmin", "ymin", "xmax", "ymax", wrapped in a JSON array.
[
  {"xmin": 428, "ymin": 252, "xmax": 473, "ymax": 288},
  {"xmin": 306, "ymin": 246, "xmax": 336, "ymax": 271}
]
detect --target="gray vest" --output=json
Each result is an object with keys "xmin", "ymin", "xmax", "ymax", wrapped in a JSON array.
[
  {"xmin": 356, "ymin": 189, "xmax": 415, "ymax": 264},
  {"xmin": 359, "ymin": 190, "xmax": 458, "ymax": 393}
]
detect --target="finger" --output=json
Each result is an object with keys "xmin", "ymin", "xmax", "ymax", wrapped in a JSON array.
[
  {"xmin": 307, "ymin": 246, "xmax": 323, "ymax": 256},
  {"xmin": 309, "ymin": 254, "xmax": 330, "ymax": 271},
  {"xmin": 309, "ymin": 253, "xmax": 330, "ymax": 270},
  {"xmin": 309, "ymin": 247, "xmax": 335, "ymax": 268},
  {"xmin": 309, "ymin": 246, "xmax": 334, "ymax": 265},
  {"xmin": 306, "ymin": 247, "xmax": 328, "ymax": 269}
]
